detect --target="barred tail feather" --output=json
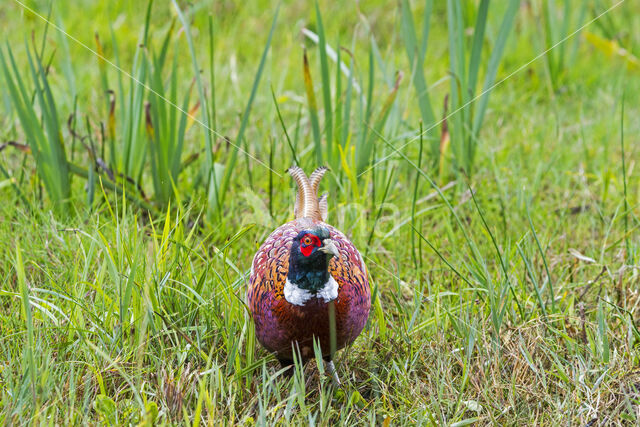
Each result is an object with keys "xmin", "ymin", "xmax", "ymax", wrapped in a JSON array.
[{"xmin": 288, "ymin": 166, "xmax": 328, "ymax": 221}]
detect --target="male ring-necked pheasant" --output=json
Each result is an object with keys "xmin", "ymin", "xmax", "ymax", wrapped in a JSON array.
[{"xmin": 247, "ymin": 166, "xmax": 371, "ymax": 383}]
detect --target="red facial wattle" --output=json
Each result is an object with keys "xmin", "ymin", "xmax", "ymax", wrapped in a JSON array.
[{"xmin": 300, "ymin": 233, "xmax": 321, "ymax": 257}]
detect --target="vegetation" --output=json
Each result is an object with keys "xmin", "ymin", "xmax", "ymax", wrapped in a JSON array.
[{"xmin": 0, "ymin": 0, "xmax": 638, "ymax": 424}]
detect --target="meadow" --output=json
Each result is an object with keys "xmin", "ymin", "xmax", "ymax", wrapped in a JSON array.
[{"xmin": 0, "ymin": 0, "xmax": 639, "ymax": 424}]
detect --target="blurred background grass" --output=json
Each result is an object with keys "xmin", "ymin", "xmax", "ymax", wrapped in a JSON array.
[{"xmin": 0, "ymin": 0, "xmax": 639, "ymax": 424}]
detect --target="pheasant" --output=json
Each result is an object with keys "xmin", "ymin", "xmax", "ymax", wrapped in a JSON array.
[{"xmin": 247, "ymin": 166, "xmax": 371, "ymax": 383}]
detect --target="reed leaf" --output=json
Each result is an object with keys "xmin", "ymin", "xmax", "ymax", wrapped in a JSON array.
[
  {"xmin": 0, "ymin": 44, "xmax": 71, "ymax": 214},
  {"xmin": 314, "ymin": 3, "xmax": 333, "ymax": 166},
  {"xmin": 401, "ymin": 0, "xmax": 437, "ymax": 157},
  {"xmin": 446, "ymin": 0, "xmax": 519, "ymax": 175},
  {"xmin": 303, "ymin": 48, "xmax": 323, "ymax": 165}
]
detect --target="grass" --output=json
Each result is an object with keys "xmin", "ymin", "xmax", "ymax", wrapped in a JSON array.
[{"xmin": 0, "ymin": 0, "xmax": 639, "ymax": 424}]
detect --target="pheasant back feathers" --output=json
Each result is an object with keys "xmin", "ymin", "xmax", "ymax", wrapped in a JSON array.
[{"xmin": 247, "ymin": 167, "xmax": 371, "ymax": 363}]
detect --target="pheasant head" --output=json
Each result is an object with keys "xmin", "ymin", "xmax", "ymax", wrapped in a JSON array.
[{"xmin": 285, "ymin": 226, "xmax": 340, "ymax": 297}]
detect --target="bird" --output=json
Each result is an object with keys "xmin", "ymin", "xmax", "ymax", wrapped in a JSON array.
[{"xmin": 247, "ymin": 166, "xmax": 371, "ymax": 384}]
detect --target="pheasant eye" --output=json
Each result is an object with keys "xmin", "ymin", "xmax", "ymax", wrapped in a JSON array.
[{"xmin": 302, "ymin": 236, "xmax": 312, "ymax": 245}]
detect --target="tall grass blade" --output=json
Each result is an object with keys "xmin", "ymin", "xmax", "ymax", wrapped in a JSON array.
[
  {"xmin": 541, "ymin": 0, "xmax": 582, "ymax": 90},
  {"xmin": 444, "ymin": 0, "xmax": 518, "ymax": 175},
  {"xmin": 122, "ymin": 4, "xmax": 151, "ymax": 182},
  {"xmin": 16, "ymin": 243, "xmax": 37, "ymax": 403},
  {"xmin": 620, "ymin": 95, "xmax": 631, "ymax": 263},
  {"xmin": 172, "ymin": 0, "xmax": 215, "ymax": 208},
  {"xmin": 145, "ymin": 21, "xmax": 193, "ymax": 206},
  {"xmin": 411, "ymin": 123, "xmax": 424, "ymax": 269},
  {"xmin": 467, "ymin": 181, "xmax": 524, "ymax": 319},
  {"xmin": 354, "ymin": 50, "xmax": 375, "ymax": 177},
  {"xmin": 208, "ymin": 16, "xmax": 217, "ymax": 134},
  {"xmin": 341, "ymin": 55, "xmax": 355, "ymax": 149},
  {"xmin": 597, "ymin": 300, "xmax": 610, "ymax": 363},
  {"xmin": 401, "ymin": 0, "xmax": 437, "ymax": 156},
  {"xmin": 447, "ymin": 0, "xmax": 468, "ymax": 171},
  {"xmin": 525, "ymin": 198, "xmax": 556, "ymax": 312},
  {"xmin": 1, "ymin": 44, "xmax": 71, "ymax": 214},
  {"xmin": 272, "ymin": 86, "xmax": 299, "ymax": 166},
  {"xmin": 216, "ymin": 6, "xmax": 279, "ymax": 212},
  {"xmin": 365, "ymin": 167, "xmax": 395, "ymax": 257},
  {"xmin": 55, "ymin": 15, "xmax": 76, "ymax": 100},
  {"xmin": 314, "ymin": 2, "xmax": 333, "ymax": 166},
  {"xmin": 303, "ymin": 48, "xmax": 323, "ymax": 165},
  {"xmin": 471, "ymin": 0, "xmax": 519, "ymax": 140},
  {"xmin": 333, "ymin": 43, "xmax": 343, "ymax": 154},
  {"xmin": 358, "ymin": 71, "xmax": 402, "ymax": 173},
  {"xmin": 516, "ymin": 242, "xmax": 548, "ymax": 321},
  {"xmin": 467, "ymin": 0, "xmax": 489, "ymax": 97}
]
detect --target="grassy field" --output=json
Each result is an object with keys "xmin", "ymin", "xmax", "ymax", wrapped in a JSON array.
[{"xmin": 0, "ymin": 0, "xmax": 639, "ymax": 424}]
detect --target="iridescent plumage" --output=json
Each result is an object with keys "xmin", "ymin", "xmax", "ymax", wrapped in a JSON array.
[{"xmin": 247, "ymin": 167, "xmax": 371, "ymax": 371}]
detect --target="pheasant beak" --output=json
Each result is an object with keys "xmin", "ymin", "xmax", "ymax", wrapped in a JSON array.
[{"xmin": 319, "ymin": 238, "xmax": 339, "ymax": 258}]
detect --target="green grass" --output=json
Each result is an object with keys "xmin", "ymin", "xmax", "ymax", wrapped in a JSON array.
[{"xmin": 1, "ymin": 0, "xmax": 639, "ymax": 424}]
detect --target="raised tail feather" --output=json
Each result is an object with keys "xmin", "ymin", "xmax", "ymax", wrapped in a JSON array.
[{"xmin": 289, "ymin": 166, "xmax": 329, "ymax": 222}]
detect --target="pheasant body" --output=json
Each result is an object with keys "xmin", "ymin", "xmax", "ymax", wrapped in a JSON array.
[{"xmin": 247, "ymin": 167, "xmax": 371, "ymax": 368}]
